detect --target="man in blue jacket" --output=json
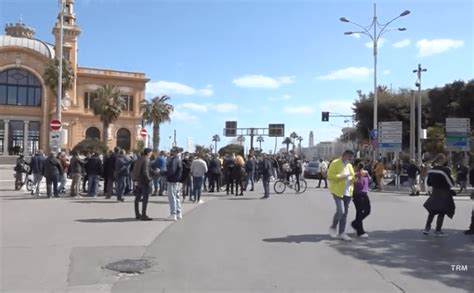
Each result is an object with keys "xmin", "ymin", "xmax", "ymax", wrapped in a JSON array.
[
  {"xmin": 166, "ymin": 147, "xmax": 183, "ymax": 221},
  {"xmin": 30, "ymin": 149, "xmax": 45, "ymax": 196}
]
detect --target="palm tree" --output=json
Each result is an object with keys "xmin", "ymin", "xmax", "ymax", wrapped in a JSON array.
[
  {"xmin": 212, "ymin": 134, "xmax": 220, "ymax": 154},
  {"xmin": 290, "ymin": 132, "xmax": 298, "ymax": 151},
  {"xmin": 141, "ymin": 95, "xmax": 174, "ymax": 151},
  {"xmin": 43, "ymin": 58, "xmax": 74, "ymax": 102},
  {"xmin": 91, "ymin": 85, "xmax": 124, "ymax": 144},
  {"xmin": 256, "ymin": 136, "xmax": 264, "ymax": 150},
  {"xmin": 297, "ymin": 136, "xmax": 304, "ymax": 154},
  {"xmin": 282, "ymin": 137, "xmax": 293, "ymax": 153}
]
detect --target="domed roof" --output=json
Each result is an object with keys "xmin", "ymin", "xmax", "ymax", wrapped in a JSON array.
[{"xmin": 0, "ymin": 35, "xmax": 55, "ymax": 59}]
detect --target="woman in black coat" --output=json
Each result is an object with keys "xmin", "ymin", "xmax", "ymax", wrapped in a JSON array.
[{"xmin": 423, "ymin": 153, "xmax": 456, "ymax": 237}]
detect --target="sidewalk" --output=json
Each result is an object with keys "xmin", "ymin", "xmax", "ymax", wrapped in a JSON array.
[{"xmin": 0, "ymin": 184, "xmax": 220, "ymax": 293}]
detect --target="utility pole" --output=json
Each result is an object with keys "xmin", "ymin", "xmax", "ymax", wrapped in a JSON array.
[
  {"xmin": 56, "ymin": 0, "xmax": 65, "ymax": 153},
  {"xmin": 409, "ymin": 90, "xmax": 416, "ymax": 161},
  {"xmin": 413, "ymin": 64, "xmax": 427, "ymax": 164}
]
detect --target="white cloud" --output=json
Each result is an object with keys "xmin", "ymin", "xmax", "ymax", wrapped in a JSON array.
[
  {"xmin": 147, "ymin": 81, "xmax": 214, "ymax": 97},
  {"xmin": 268, "ymin": 94, "xmax": 292, "ymax": 101},
  {"xmin": 318, "ymin": 67, "xmax": 372, "ymax": 81},
  {"xmin": 282, "ymin": 94, "xmax": 292, "ymax": 100},
  {"xmin": 170, "ymin": 110, "xmax": 198, "ymax": 123},
  {"xmin": 416, "ymin": 38, "xmax": 464, "ymax": 57},
  {"xmin": 365, "ymin": 38, "xmax": 386, "ymax": 49},
  {"xmin": 383, "ymin": 69, "xmax": 391, "ymax": 76},
  {"xmin": 176, "ymin": 102, "xmax": 238, "ymax": 114},
  {"xmin": 211, "ymin": 103, "xmax": 238, "ymax": 113},
  {"xmin": 178, "ymin": 103, "xmax": 208, "ymax": 113},
  {"xmin": 320, "ymin": 100, "xmax": 354, "ymax": 113},
  {"xmin": 393, "ymin": 38, "xmax": 411, "ymax": 48},
  {"xmin": 351, "ymin": 33, "xmax": 361, "ymax": 39},
  {"xmin": 232, "ymin": 75, "xmax": 295, "ymax": 89},
  {"xmin": 283, "ymin": 106, "xmax": 315, "ymax": 114}
]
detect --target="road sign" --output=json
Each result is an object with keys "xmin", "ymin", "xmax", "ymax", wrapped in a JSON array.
[
  {"xmin": 224, "ymin": 121, "xmax": 237, "ymax": 137},
  {"xmin": 378, "ymin": 121, "xmax": 402, "ymax": 152},
  {"xmin": 49, "ymin": 131, "xmax": 61, "ymax": 150},
  {"xmin": 446, "ymin": 118, "xmax": 470, "ymax": 151},
  {"xmin": 268, "ymin": 124, "xmax": 285, "ymax": 137},
  {"xmin": 370, "ymin": 129, "xmax": 378, "ymax": 140},
  {"xmin": 50, "ymin": 119, "xmax": 61, "ymax": 131},
  {"xmin": 140, "ymin": 128, "xmax": 147, "ymax": 138}
]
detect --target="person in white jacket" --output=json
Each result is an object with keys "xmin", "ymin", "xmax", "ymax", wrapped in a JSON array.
[{"xmin": 191, "ymin": 154, "xmax": 208, "ymax": 203}]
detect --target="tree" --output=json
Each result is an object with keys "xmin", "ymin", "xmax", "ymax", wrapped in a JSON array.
[
  {"xmin": 282, "ymin": 137, "xmax": 293, "ymax": 153},
  {"xmin": 141, "ymin": 95, "xmax": 174, "ymax": 152},
  {"xmin": 290, "ymin": 132, "xmax": 298, "ymax": 151},
  {"xmin": 72, "ymin": 137, "xmax": 108, "ymax": 155},
  {"xmin": 91, "ymin": 85, "xmax": 124, "ymax": 145},
  {"xmin": 212, "ymin": 134, "xmax": 220, "ymax": 153},
  {"xmin": 297, "ymin": 136, "xmax": 303, "ymax": 154},
  {"xmin": 423, "ymin": 125, "xmax": 446, "ymax": 159},
  {"xmin": 43, "ymin": 58, "xmax": 74, "ymax": 101},
  {"xmin": 256, "ymin": 136, "xmax": 264, "ymax": 150},
  {"xmin": 218, "ymin": 144, "xmax": 244, "ymax": 157}
]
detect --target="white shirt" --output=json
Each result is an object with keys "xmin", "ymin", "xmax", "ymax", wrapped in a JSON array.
[
  {"xmin": 191, "ymin": 159, "xmax": 208, "ymax": 177},
  {"xmin": 343, "ymin": 162, "xmax": 351, "ymax": 197}
]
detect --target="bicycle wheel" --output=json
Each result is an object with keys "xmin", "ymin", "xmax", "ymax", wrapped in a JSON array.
[
  {"xmin": 273, "ymin": 180, "xmax": 286, "ymax": 194},
  {"xmin": 297, "ymin": 179, "xmax": 308, "ymax": 194},
  {"xmin": 26, "ymin": 179, "xmax": 33, "ymax": 192}
]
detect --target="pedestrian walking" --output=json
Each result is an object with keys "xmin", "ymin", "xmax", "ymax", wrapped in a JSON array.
[
  {"xmin": 327, "ymin": 150, "xmax": 356, "ymax": 241},
  {"xmin": 131, "ymin": 148, "xmax": 153, "ymax": 220},
  {"xmin": 456, "ymin": 163, "xmax": 469, "ymax": 194},
  {"xmin": 423, "ymin": 153, "xmax": 456, "ymax": 237},
  {"xmin": 191, "ymin": 154, "xmax": 208, "ymax": 203},
  {"xmin": 69, "ymin": 151, "xmax": 85, "ymax": 197},
  {"xmin": 166, "ymin": 147, "xmax": 183, "ymax": 221},
  {"xmin": 29, "ymin": 150, "xmax": 45, "ymax": 196},
  {"xmin": 406, "ymin": 159, "xmax": 421, "ymax": 196},
  {"xmin": 114, "ymin": 149, "xmax": 131, "ymax": 202},
  {"xmin": 259, "ymin": 153, "xmax": 273, "ymax": 199},
  {"xmin": 373, "ymin": 159, "xmax": 385, "ymax": 191},
  {"xmin": 14, "ymin": 154, "xmax": 29, "ymax": 190},
  {"xmin": 351, "ymin": 162, "xmax": 371, "ymax": 238},
  {"xmin": 43, "ymin": 151, "xmax": 63, "ymax": 198},
  {"xmin": 84, "ymin": 153, "xmax": 102, "ymax": 197},
  {"xmin": 317, "ymin": 159, "xmax": 328, "ymax": 188}
]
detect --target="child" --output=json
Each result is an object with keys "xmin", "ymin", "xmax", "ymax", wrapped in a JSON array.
[{"xmin": 351, "ymin": 162, "xmax": 371, "ymax": 238}]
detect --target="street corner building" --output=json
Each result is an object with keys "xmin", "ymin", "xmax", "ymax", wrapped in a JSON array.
[{"xmin": 0, "ymin": 0, "xmax": 149, "ymax": 158}]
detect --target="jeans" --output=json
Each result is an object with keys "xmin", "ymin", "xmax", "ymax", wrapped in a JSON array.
[
  {"xmin": 352, "ymin": 192, "xmax": 371, "ymax": 235},
  {"xmin": 152, "ymin": 174, "xmax": 160, "ymax": 194},
  {"xmin": 135, "ymin": 182, "xmax": 151, "ymax": 217},
  {"xmin": 331, "ymin": 195, "xmax": 351, "ymax": 235},
  {"xmin": 70, "ymin": 173, "xmax": 82, "ymax": 197},
  {"xmin": 247, "ymin": 172, "xmax": 255, "ymax": 190},
  {"xmin": 116, "ymin": 175, "xmax": 127, "ymax": 200},
  {"xmin": 408, "ymin": 177, "xmax": 417, "ymax": 194},
  {"xmin": 59, "ymin": 174, "xmax": 66, "ymax": 193},
  {"xmin": 106, "ymin": 176, "xmax": 115, "ymax": 196},
  {"xmin": 318, "ymin": 176, "xmax": 328, "ymax": 188},
  {"xmin": 262, "ymin": 177, "xmax": 270, "ymax": 197},
  {"xmin": 32, "ymin": 173, "xmax": 43, "ymax": 195},
  {"xmin": 88, "ymin": 175, "xmax": 99, "ymax": 196},
  {"xmin": 193, "ymin": 176, "xmax": 204, "ymax": 202},
  {"xmin": 46, "ymin": 175, "xmax": 59, "ymax": 197},
  {"xmin": 159, "ymin": 175, "xmax": 168, "ymax": 195},
  {"xmin": 167, "ymin": 182, "xmax": 182, "ymax": 215},
  {"xmin": 425, "ymin": 212, "xmax": 445, "ymax": 232}
]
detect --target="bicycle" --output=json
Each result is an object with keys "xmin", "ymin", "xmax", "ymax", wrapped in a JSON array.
[
  {"xmin": 273, "ymin": 174, "xmax": 307, "ymax": 194},
  {"xmin": 15, "ymin": 170, "xmax": 33, "ymax": 192}
]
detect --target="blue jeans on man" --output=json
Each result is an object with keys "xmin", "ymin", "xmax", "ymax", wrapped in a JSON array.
[
  {"xmin": 116, "ymin": 175, "xmax": 127, "ymax": 200},
  {"xmin": 32, "ymin": 173, "xmax": 43, "ymax": 195},
  {"xmin": 192, "ymin": 176, "xmax": 204, "ymax": 202},
  {"xmin": 331, "ymin": 195, "xmax": 351, "ymax": 235},
  {"xmin": 262, "ymin": 176, "xmax": 270, "ymax": 198},
  {"xmin": 167, "ymin": 182, "xmax": 182, "ymax": 215},
  {"xmin": 46, "ymin": 175, "xmax": 59, "ymax": 197},
  {"xmin": 247, "ymin": 171, "xmax": 255, "ymax": 191},
  {"xmin": 88, "ymin": 175, "xmax": 99, "ymax": 196}
]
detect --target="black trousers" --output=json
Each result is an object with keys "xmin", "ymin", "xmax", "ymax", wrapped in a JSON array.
[
  {"xmin": 425, "ymin": 212, "xmax": 445, "ymax": 232},
  {"xmin": 209, "ymin": 173, "xmax": 220, "ymax": 192},
  {"xmin": 317, "ymin": 176, "xmax": 328, "ymax": 188},
  {"xmin": 135, "ymin": 183, "xmax": 151, "ymax": 217},
  {"xmin": 46, "ymin": 175, "xmax": 59, "ymax": 197},
  {"xmin": 352, "ymin": 192, "xmax": 371, "ymax": 235},
  {"xmin": 469, "ymin": 213, "xmax": 474, "ymax": 231}
]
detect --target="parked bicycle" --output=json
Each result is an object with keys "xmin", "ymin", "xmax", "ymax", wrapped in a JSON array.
[{"xmin": 273, "ymin": 174, "xmax": 307, "ymax": 194}]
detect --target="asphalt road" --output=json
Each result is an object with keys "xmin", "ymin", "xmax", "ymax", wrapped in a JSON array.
[{"xmin": 112, "ymin": 184, "xmax": 474, "ymax": 293}]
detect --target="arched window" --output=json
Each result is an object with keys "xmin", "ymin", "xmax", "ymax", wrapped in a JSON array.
[
  {"xmin": 116, "ymin": 128, "xmax": 131, "ymax": 151},
  {"xmin": 0, "ymin": 69, "xmax": 42, "ymax": 106},
  {"xmin": 85, "ymin": 127, "xmax": 101, "ymax": 139}
]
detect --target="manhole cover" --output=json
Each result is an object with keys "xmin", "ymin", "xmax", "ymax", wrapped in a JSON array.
[{"xmin": 105, "ymin": 259, "xmax": 153, "ymax": 274}]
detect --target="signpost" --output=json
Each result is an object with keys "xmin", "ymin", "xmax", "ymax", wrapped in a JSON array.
[
  {"xmin": 50, "ymin": 120, "xmax": 61, "ymax": 131},
  {"xmin": 446, "ymin": 118, "xmax": 470, "ymax": 151},
  {"xmin": 378, "ymin": 121, "xmax": 402, "ymax": 152},
  {"xmin": 140, "ymin": 128, "xmax": 148, "ymax": 139},
  {"xmin": 49, "ymin": 132, "xmax": 61, "ymax": 151},
  {"xmin": 223, "ymin": 122, "xmax": 285, "ymax": 151}
]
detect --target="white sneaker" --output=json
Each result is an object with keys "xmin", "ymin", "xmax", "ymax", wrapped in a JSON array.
[
  {"xmin": 359, "ymin": 233, "xmax": 369, "ymax": 238},
  {"xmin": 167, "ymin": 214, "xmax": 177, "ymax": 221},
  {"xmin": 329, "ymin": 228, "xmax": 338, "ymax": 238},
  {"xmin": 339, "ymin": 233, "xmax": 352, "ymax": 241},
  {"xmin": 177, "ymin": 213, "xmax": 183, "ymax": 220},
  {"xmin": 198, "ymin": 199, "xmax": 204, "ymax": 204}
]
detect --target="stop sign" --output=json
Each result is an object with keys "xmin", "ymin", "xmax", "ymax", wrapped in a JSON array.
[
  {"xmin": 50, "ymin": 119, "xmax": 61, "ymax": 131},
  {"xmin": 140, "ymin": 128, "xmax": 147, "ymax": 138}
]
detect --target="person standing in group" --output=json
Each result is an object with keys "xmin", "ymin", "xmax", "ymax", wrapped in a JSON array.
[
  {"xmin": 181, "ymin": 153, "xmax": 193, "ymax": 201},
  {"xmin": 456, "ymin": 163, "xmax": 469, "ymax": 194},
  {"xmin": 259, "ymin": 153, "xmax": 273, "ymax": 199},
  {"xmin": 43, "ymin": 151, "xmax": 63, "ymax": 198},
  {"xmin": 234, "ymin": 154, "xmax": 246, "ymax": 196},
  {"xmin": 464, "ymin": 164, "xmax": 474, "ymax": 235},
  {"xmin": 14, "ymin": 155, "xmax": 28, "ymax": 190},
  {"xmin": 114, "ymin": 149, "xmax": 131, "ymax": 202},
  {"xmin": 191, "ymin": 154, "xmax": 208, "ymax": 204},
  {"xmin": 245, "ymin": 155, "xmax": 257, "ymax": 192},
  {"xmin": 317, "ymin": 159, "xmax": 328, "ymax": 189},
  {"xmin": 166, "ymin": 147, "xmax": 183, "ymax": 221},
  {"xmin": 406, "ymin": 159, "xmax": 421, "ymax": 196},
  {"xmin": 158, "ymin": 151, "xmax": 168, "ymax": 196},
  {"xmin": 151, "ymin": 153, "xmax": 161, "ymax": 196},
  {"xmin": 209, "ymin": 154, "xmax": 221, "ymax": 192},
  {"xmin": 57, "ymin": 152, "xmax": 69, "ymax": 195},
  {"xmin": 29, "ymin": 149, "xmax": 45, "ymax": 196},
  {"xmin": 224, "ymin": 154, "xmax": 236, "ymax": 195},
  {"xmin": 84, "ymin": 153, "xmax": 102, "ymax": 197},
  {"xmin": 104, "ymin": 148, "xmax": 119, "ymax": 199},
  {"xmin": 69, "ymin": 151, "xmax": 85, "ymax": 197},
  {"xmin": 423, "ymin": 153, "xmax": 456, "ymax": 237},
  {"xmin": 373, "ymin": 159, "xmax": 385, "ymax": 191},
  {"xmin": 351, "ymin": 162, "xmax": 371, "ymax": 238},
  {"xmin": 131, "ymin": 148, "xmax": 153, "ymax": 220},
  {"xmin": 327, "ymin": 150, "xmax": 356, "ymax": 241}
]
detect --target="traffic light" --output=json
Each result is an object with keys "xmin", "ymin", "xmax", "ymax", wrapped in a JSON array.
[{"xmin": 321, "ymin": 112, "xmax": 329, "ymax": 122}]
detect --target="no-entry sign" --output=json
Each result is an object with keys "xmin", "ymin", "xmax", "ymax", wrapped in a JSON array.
[
  {"xmin": 140, "ymin": 128, "xmax": 147, "ymax": 138},
  {"xmin": 50, "ymin": 120, "xmax": 61, "ymax": 131}
]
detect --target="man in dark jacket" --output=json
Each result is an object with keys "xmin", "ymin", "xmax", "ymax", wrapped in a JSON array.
[
  {"xmin": 43, "ymin": 152, "xmax": 63, "ymax": 198},
  {"xmin": 104, "ymin": 148, "xmax": 119, "ymax": 198},
  {"xmin": 84, "ymin": 153, "xmax": 102, "ymax": 197},
  {"xmin": 245, "ymin": 155, "xmax": 257, "ymax": 191},
  {"xmin": 30, "ymin": 150, "xmax": 45, "ymax": 196},
  {"xmin": 69, "ymin": 151, "xmax": 85, "ymax": 197},
  {"xmin": 181, "ymin": 153, "xmax": 193, "ymax": 201},
  {"xmin": 406, "ymin": 160, "xmax": 421, "ymax": 196},
  {"xmin": 114, "ymin": 149, "xmax": 131, "ymax": 202},
  {"xmin": 259, "ymin": 153, "xmax": 273, "ymax": 199},
  {"xmin": 209, "ymin": 155, "xmax": 221, "ymax": 192},
  {"xmin": 131, "ymin": 148, "xmax": 153, "ymax": 220},
  {"xmin": 166, "ymin": 147, "xmax": 183, "ymax": 221}
]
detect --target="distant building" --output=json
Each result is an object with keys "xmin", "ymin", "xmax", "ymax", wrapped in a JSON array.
[
  {"xmin": 0, "ymin": 0, "xmax": 149, "ymax": 156},
  {"xmin": 309, "ymin": 131, "xmax": 314, "ymax": 148}
]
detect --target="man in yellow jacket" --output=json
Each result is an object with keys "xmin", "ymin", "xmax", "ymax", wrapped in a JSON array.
[{"xmin": 327, "ymin": 150, "xmax": 356, "ymax": 241}]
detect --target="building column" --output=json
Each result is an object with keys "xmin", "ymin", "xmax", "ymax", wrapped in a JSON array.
[
  {"xmin": 3, "ymin": 120, "xmax": 9, "ymax": 157},
  {"xmin": 23, "ymin": 121, "xmax": 29, "ymax": 155}
]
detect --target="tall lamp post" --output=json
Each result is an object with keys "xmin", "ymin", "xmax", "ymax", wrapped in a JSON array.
[
  {"xmin": 340, "ymin": 3, "xmax": 410, "ymax": 160},
  {"xmin": 413, "ymin": 64, "xmax": 427, "ymax": 164},
  {"xmin": 57, "ymin": 0, "xmax": 65, "ymax": 153}
]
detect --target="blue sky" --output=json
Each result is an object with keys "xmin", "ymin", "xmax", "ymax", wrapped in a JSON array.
[{"xmin": 2, "ymin": 0, "xmax": 473, "ymax": 152}]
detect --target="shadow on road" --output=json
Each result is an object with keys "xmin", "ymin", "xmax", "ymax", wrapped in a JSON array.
[
  {"xmin": 225, "ymin": 197, "xmax": 261, "ymax": 201},
  {"xmin": 262, "ymin": 234, "xmax": 329, "ymax": 243},
  {"xmin": 3, "ymin": 196, "xmax": 49, "ymax": 200},
  {"xmin": 328, "ymin": 229, "xmax": 474, "ymax": 291},
  {"xmin": 76, "ymin": 217, "xmax": 172, "ymax": 223}
]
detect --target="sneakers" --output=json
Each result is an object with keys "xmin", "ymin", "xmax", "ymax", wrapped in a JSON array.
[
  {"xmin": 423, "ymin": 229, "xmax": 430, "ymax": 235},
  {"xmin": 177, "ymin": 213, "xmax": 183, "ymax": 220},
  {"xmin": 339, "ymin": 233, "xmax": 352, "ymax": 241},
  {"xmin": 434, "ymin": 231, "xmax": 448, "ymax": 237},
  {"xmin": 140, "ymin": 215, "xmax": 153, "ymax": 221},
  {"xmin": 329, "ymin": 228, "xmax": 338, "ymax": 239},
  {"xmin": 198, "ymin": 200, "xmax": 204, "ymax": 204},
  {"xmin": 167, "ymin": 214, "xmax": 177, "ymax": 221},
  {"xmin": 358, "ymin": 233, "xmax": 369, "ymax": 238}
]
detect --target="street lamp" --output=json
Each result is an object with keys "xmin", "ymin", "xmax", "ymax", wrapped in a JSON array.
[
  {"xmin": 413, "ymin": 64, "xmax": 427, "ymax": 164},
  {"xmin": 56, "ymin": 0, "xmax": 65, "ymax": 153},
  {"xmin": 341, "ymin": 3, "xmax": 410, "ymax": 160}
]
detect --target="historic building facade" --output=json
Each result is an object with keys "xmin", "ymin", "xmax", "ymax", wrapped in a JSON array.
[{"xmin": 0, "ymin": 0, "xmax": 149, "ymax": 156}]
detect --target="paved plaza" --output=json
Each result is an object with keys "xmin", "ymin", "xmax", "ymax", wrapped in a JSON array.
[{"xmin": 0, "ymin": 168, "xmax": 473, "ymax": 292}]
